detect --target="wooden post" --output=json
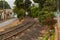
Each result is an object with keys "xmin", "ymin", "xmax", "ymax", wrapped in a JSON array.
[
  {"xmin": 54, "ymin": 24, "xmax": 58, "ymax": 40},
  {"xmin": 56, "ymin": 0, "xmax": 60, "ymax": 40}
]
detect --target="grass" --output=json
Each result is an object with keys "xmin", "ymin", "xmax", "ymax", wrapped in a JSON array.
[
  {"xmin": 50, "ymin": 34, "xmax": 55, "ymax": 40},
  {"xmin": 42, "ymin": 34, "xmax": 48, "ymax": 40},
  {"xmin": 37, "ymin": 33, "xmax": 48, "ymax": 40},
  {"xmin": 37, "ymin": 30, "xmax": 55, "ymax": 40}
]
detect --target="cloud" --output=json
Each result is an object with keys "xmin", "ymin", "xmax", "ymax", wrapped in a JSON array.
[
  {"xmin": 5, "ymin": 0, "xmax": 15, "ymax": 8},
  {"xmin": 5, "ymin": 0, "xmax": 34, "ymax": 9},
  {"xmin": 30, "ymin": 0, "xmax": 34, "ymax": 3}
]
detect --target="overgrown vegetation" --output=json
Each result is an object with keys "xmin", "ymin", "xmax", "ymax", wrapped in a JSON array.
[
  {"xmin": 13, "ymin": 0, "xmax": 57, "ymax": 40},
  {"xmin": 14, "ymin": 0, "xmax": 31, "ymax": 18}
]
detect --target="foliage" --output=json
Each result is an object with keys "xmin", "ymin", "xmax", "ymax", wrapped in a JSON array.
[
  {"xmin": 33, "ymin": 0, "xmax": 57, "ymax": 26},
  {"xmin": 29, "ymin": 6, "xmax": 40, "ymax": 17},
  {"xmin": 14, "ymin": 0, "xmax": 24, "ymax": 8},
  {"xmin": 43, "ymin": 0, "xmax": 56, "ymax": 11},
  {"xmin": 16, "ymin": 9, "xmax": 25, "ymax": 18},
  {"xmin": 33, "ymin": 0, "xmax": 46, "ymax": 9},
  {"xmin": 13, "ymin": 6, "xmax": 25, "ymax": 18},
  {"xmin": 43, "ymin": 34, "xmax": 48, "ymax": 40},
  {"xmin": 50, "ymin": 34, "xmax": 55, "ymax": 40},
  {"xmin": 0, "ymin": 1, "xmax": 11, "ymax": 9},
  {"xmin": 38, "ymin": 11, "xmax": 57, "ymax": 25},
  {"xmin": 24, "ymin": 0, "xmax": 31, "ymax": 10},
  {"xmin": 14, "ymin": 0, "xmax": 57, "ymax": 25},
  {"xmin": 14, "ymin": 0, "xmax": 31, "ymax": 18}
]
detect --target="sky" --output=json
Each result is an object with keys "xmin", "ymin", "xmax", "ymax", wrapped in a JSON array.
[
  {"xmin": 5, "ymin": 0, "xmax": 15, "ymax": 9},
  {"xmin": 5, "ymin": 0, "xmax": 34, "ymax": 9}
]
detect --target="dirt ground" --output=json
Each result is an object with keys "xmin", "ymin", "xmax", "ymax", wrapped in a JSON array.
[{"xmin": 0, "ymin": 19, "xmax": 24, "ymax": 32}]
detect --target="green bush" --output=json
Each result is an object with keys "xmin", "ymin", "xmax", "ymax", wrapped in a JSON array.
[
  {"xmin": 29, "ymin": 6, "xmax": 40, "ymax": 18},
  {"xmin": 50, "ymin": 34, "xmax": 55, "ymax": 40},
  {"xmin": 17, "ymin": 9, "xmax": 25, "ymax": 18},
  {"xmin": 38, "ymin": 11, "xmax": 56, "ymax": 25}
]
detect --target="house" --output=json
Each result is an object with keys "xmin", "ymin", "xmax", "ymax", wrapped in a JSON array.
[
  {"xmin": 0, "ymin": 1, "xmax": 15, "ymax": 21},
  {"xmin": 0, "ymin": 9, "xmax": 15, "ymax": 20},
  {"xmin": 5, "ymin": 9, "xmax": 15, "ymax": 19}
]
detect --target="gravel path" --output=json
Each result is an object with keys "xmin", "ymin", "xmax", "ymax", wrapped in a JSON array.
[{"xmin": 0, "ymin": 18, "xmax": 17, "ymax": 27}]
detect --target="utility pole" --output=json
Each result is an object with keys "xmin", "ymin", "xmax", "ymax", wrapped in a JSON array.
[
  {"xmin": 2, "ymin": 0, "xmax": 4, "ymax": 10},
  {"xmin": 56, "ymin": 0, "xmax": 60, "ymax": 40},
  {"xmin": 57, "ymin": 0, "xmax": 60, "ymax": 27},
  {"xmin": 2, "ymin": 0, "xmax": 5, "ymax": 20}
]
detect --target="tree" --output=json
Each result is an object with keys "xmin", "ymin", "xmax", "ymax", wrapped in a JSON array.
[
  {"xmin": 24, "ymin": 0, "xmax": 31, "ymax": 10},
  {"xmin": 17, "ymin": 9, "xmax": 25, "ymax": 18},
  {"xmin": 0, "ymin": 1, "xmax": 11, "ymax": 9},
  {"xmin": 38, "ymin": 11, "xmax": 56, "ymax": 26},
  {"xmin": 33, "ymin": 0, "xmax": 46, "ymax": 9},
  {"xmin": 29, "ymin": 6, "xmax": 40, "ymax": 17},
  {"xmin": 32, "ymin": 0, "xmax": 57, "ymax": 39},
  {"xmin": 14, "ymin": 0, "xmax": 24, "ymax": 8},
  {"xmin": 14, "ymin": 0, "xmax": 31, "ymax": 18},
  {"xmin": 33, "ymin": 0, "xmax": 57, "ymax": 29}
]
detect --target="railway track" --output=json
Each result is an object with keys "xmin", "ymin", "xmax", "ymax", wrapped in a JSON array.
[{"xmin": 0, "ymin": 20, "xmax": 35, "ymax": 40}]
